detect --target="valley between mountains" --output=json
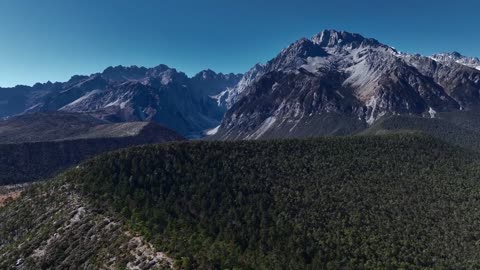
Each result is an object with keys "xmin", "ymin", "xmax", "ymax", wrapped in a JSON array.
[{"xmin": 2, "ymin": 29, "xmax": 480, "ymax": 269}]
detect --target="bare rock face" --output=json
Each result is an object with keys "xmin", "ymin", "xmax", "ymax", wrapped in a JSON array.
[
  {"xmin": 0, "ymin": 183, "xmax": 175, "ymax": 269},
  {"xmin": 191, "ymin": 69, "xmax": 243, "ymax": 97},
  {"xmin": 214, "ymin": 30, "xmax": 480, "ymax": 140}
]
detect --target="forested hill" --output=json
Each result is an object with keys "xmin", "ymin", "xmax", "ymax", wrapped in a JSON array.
[
  {"xmin": 3, "ymin": 134, "xmax": 480, "ymax": 269},
  {"xmin": 362, "ymin": 111, "xmax": 480, "ymax": 152},
  {"xmin": 0, "ymin": 121, "xmax": 184, "ymax": 185}
]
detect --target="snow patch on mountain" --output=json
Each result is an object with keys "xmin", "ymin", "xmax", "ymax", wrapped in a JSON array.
[
  {"xmin": 205, "ymin": 125, "xmax": 220, "ymax": 135},
  {"xmin": 431, "ymin": 52, "xmax": 480, "ymax": 70},
  {"xmin": 217, "ymin": 64, "xmax": 266, "ymax": 109},
  {"xmin": 60, "ymin": 90, "xmax": 103, "ymax": 111},
  {"xmin": 301, "ymin": 57, "xmax": 330, "ymax": 73},
  {"xmin": 248, "ymin": 116, "xmax": 277, "ymax": 139},
  {"xmin": 366, "ymin": 95, "xmax": 380, "ymax": 125}
]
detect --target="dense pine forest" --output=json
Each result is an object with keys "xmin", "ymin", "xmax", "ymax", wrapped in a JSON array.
[{"xmin": 3, "ymin": 134, "xmax": 479, "ymax": 269}]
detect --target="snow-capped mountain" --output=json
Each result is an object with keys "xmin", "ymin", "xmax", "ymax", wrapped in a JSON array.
[
  {"xmin": 212, "ymin": 30, "xmax": 480, "ymax": 140},
  {"xmin": 431, "ymin": 52, "xmax": 480, "ymax": 70},
  {"xmin": 0, "ymin": 65, "xmax": 241, "ymax": 138}
]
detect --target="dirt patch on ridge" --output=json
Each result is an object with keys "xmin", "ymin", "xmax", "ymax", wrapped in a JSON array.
[{"xmin": 0, "ymin": 184, "xmax": 28, "ymax": 207}]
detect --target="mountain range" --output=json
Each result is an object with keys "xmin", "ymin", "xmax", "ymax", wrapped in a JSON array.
[
  {"xmin": 0, "ymin": 66, "xmax": 241, "ymax": 138},
  {"xmin": 1, "ymin": 29, "xmax": 480, "ymax": 141}
]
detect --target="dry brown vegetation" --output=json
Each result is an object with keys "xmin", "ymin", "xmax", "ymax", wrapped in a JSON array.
[{"xmin": 0, "ymin": 184, "xmax": 28, "ymax": 207}]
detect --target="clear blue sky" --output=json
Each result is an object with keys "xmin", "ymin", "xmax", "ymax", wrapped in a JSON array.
[{"xmin": 0, "ymin": 0, "xmax": 479, "ymax": 87}]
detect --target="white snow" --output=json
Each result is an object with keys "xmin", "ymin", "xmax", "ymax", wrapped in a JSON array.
[
  {"xmin": 292, "ymin": 102, "xmax": 302, "ymax": 118},
  {"xmin": 300, "ymin": 57, "xmax": 329, "ymax": 73},
  {"xmin": 342, "ymin": 48, "xmax": 387, "ymax": 100},
  {"xmin": 161, "ymin": 74, "xmax": 173, "ymax": 85},
  {"xmin": 205, "ymin": 125, "xmax": 220, "ymax": 135},
  {"xmin": 105, "ymin": 98, "xmax": 129, "ymax": 109},
  {"xmin": 428, "ymin": 107, "xmax": 437, "ymax": 118},
  {"xmin": 61, "ymin": 90, "xmax": 102, "ymax": 108},
  {"xmin": 219, "ymin": 64, "xmax": 266, "ymax": 109},
  {"xmin": 212, "ymin": 89, "xmax": 229, "ymax": 106},
  {"xmin": 248, "ymin": 116, "xmax": 277, "ymax": 139},
  {"xmin": 431, "ymin": 53, "xmax": 480, "ymax": 70},
  {"xmin": 366, "ymin": 95, "xmax": 380, "ymax": 125},
  {"xmin": 25, "ymin": 103, "xmax": 41, "ymax": 112}
]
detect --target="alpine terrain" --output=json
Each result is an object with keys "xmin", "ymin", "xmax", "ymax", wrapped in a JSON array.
[
  {"xmin": 212, "ymin": 30, "xmax": 480, "ymax": 140},
  {"xmin": 0, "ymin": 66, "xmax": 241, "ymax": 138}
]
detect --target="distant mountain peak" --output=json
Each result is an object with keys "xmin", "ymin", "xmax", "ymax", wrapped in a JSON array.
[
  {"xmin": 431, "ymin": 51, "xmax": 480, "ymax": 70},
  {"xmin": 193, "ymin": 69, "xmax": 243, "ymax": 81},
  {"xmin": 150, "ymin": 64, "xmax": 173, "ymax": 73},
  {"xmin": 194, "ymin": 69, "xmax": 219, "ymax": 80},
  {"xmin": 102, "ymin": 65, "xmax": 147, "ymax": 73}
]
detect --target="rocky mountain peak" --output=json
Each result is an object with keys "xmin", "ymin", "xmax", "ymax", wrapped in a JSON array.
[
  {"xmin": 194, "ymin": 69, "xmax": 218, "ymax": 80},
  {"xmin": 213, "ymin": 29, "xmax": 480, "ymax": 140},
  {"xmin": 311, "ymin": 29, "xmax": 383, "ymax": 49},
  {"xmin": 151, "ymin": 64, "xmax": 171, "ymax": 71},
  {"xmin": 217, "ymin": 30, "xmax": 399, "ymax": 111},
  {"xmin": 100, "ymin": 64, "xmax": 188, "ymax": 83},
  {"xmin": 148, "ymin": 64, "xmax": 176, "ymax": 77},
  {"xmin": 451, "ymin": 51, "xmax": 463, "ymax": 58},
  {"xmin": 101, "ymin": 65, "xmax": 148, "ymax": 82},
  {"xmin": 190, "ymin": 69, "xmax": 243, "ymax": 98},
  {"xmin": 68, "ymin": 75, "xmax": 90, "ymax": 84},
  {"xmin": 193, "ymin": 69, "xmax": 243, "ymax": 82},
  {"xmin": 281, "ymin": 38, "xmax": 327, "ymax": 58}
]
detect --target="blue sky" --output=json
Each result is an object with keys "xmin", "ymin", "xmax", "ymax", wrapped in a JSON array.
[{"xmin": 0, "ymin": 0, "xmax": 479, "ymax": 87}]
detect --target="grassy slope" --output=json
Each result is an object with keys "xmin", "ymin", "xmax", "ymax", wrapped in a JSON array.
[
  {"xmin": 19, "ymin": 134, "xmax": 478, "ymax": 269},
  {"xmin": 0, "ymin": 112, "xmax": 106, "ymax": 144}
]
